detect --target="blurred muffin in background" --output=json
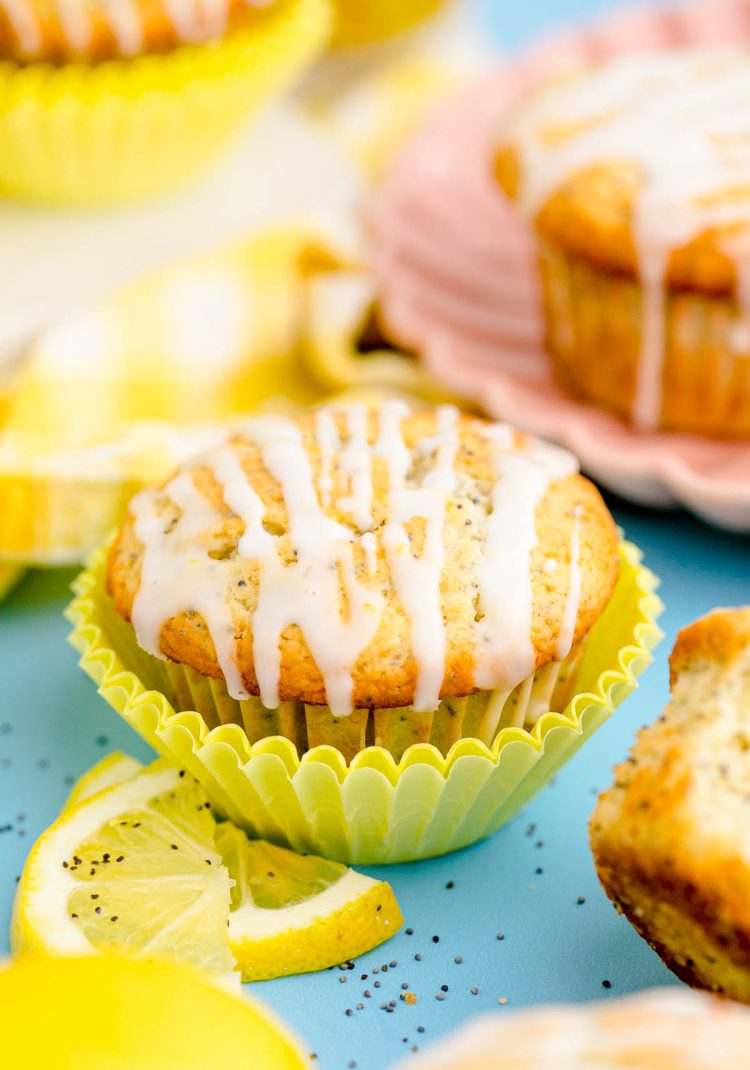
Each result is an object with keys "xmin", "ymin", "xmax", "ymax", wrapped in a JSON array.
[
  {"xmin": 496, "ymin": 50, "xmax": 750, "ymax": 439},
  {"xmin": 0, "ymin": 0, "xmax": 331, "ymax": 203},
  {"xmin": 0, "ymin": 0, "xmax": 282, "ymax": 62}
]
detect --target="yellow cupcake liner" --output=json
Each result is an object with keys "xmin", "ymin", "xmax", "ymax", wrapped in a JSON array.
[
  {"xmin": 66, "ymin": 539, "xmax": 663, "ymax": 864},
  {"xmin": 331, "ymin": 0, "xmax": 448, "ymax": 47},
  {"xmin": 0, "ymin": 0, "xmax": 331, "ymax": 204}
]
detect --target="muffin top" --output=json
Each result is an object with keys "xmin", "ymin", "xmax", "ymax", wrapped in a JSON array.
[
  {"xmin": 0, "ymin": 0, "xmax": 277, "ymax": 63},
  {"xmin": 108, "ymin": 404, "xmax": 619, "ymax": 715},
  {"xmin": 496, "ymin": 50, "xmax": 750, "ymax": 293},
  {"xmin": 403, "ymin": 988, "xmax": 750, "ymax": 1069}
]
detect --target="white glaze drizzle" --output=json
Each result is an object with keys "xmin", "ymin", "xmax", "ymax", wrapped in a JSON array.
[
  {"xmin": 335, "ymin": 402, "xmax": 374, "ymax": 533},
  {"xmin": 0, "ymin": 0, "xmax": 40, "ymax": 55},
  {"xmin": 57, "ymin": 0, "xmax": 91, "ymax": 52},
  {"xmin": 314, "ymin": 407, "xmax": 337, "ymax": 509},
  {"xmin": 212, "ymin": 419, "xmax": 383, "ymax": 715},
  {"xmin": 475, "ymin": 431, "xmax": 578, "ymax": 689},
  {"xmin": 102, "ymin": 0, "xmax": 143, "ymax": 55},
  {"xmin": 129, "ymin": 405, "xmax": 582, "ymax": 717},
  {"xmin": 377, "ymin": 402, "xmax": 460, "ymax": 712},
  {"xmin": 507, "ymin": 50, "xmax": 750, "ymax": 430},
  {"xmin": 131, "ymin": 471, "xmax": 248, "ymax": 700},
  {"xmin": 0, "ymin": 0, "xmax": 261, "ymax": 56},
  {"xmin": 555, "ymin": 504, "xmax": 582, "ymax": 660}
]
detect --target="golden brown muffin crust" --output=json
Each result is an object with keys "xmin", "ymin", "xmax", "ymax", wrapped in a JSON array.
[
  {"xmin": 0, "ymin": 0, "xmax": 278, "ymax": 63},
  {"xmin": 108, "ymin": 408, "xmax": 619, "ymax": 709},
  {"xmin": 591, "ymin": 607, "xmax": 750, "ymax": 1002}
]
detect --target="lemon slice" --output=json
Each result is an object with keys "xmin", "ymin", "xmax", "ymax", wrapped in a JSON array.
[
  {"xmin": 219, "ymin": 824, "xmax": 404, "ymax": 981},
  {"xmin": 12, "ymin": 761, "xmax": 235, "ymax": 978},
  {"xmin": 14, "ymin": 757, "xmax": 404, "ymax": 983},
  {"xmin": 64, "ymin": 751, "xmax": 144, "ymax": 811},
  {"xmin": 1, "ymin": 955, "xmax": 306, "ymax": 1069}
]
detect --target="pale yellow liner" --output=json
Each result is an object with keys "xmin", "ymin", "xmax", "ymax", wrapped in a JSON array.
[
  {"xmin": 0, "ymin": 0, "xmax": 331, "ymax": 203},
  {"xmin": 66, "ymin": 539, "xmax": 662, "ymax": 863}
]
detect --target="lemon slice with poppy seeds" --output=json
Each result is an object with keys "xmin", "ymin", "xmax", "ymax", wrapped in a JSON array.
[
  {"xmin": 218, "ymin": 825, "xmax": 404, "ymax": 981},
  {"xmin": 63, "ymin": 751, "xmax": 145, "ymax": 811},
  {"xmin": 12, "ymin": 761, "xmax": 235, "ymax": 978},
  {"xmin": 13, "ymin": 757, "xmax": 404, "ymax": 982}
]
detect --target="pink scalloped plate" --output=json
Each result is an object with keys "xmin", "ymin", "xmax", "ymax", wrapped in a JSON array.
[{"xmin": 371, "ymin": 0, "xmax": 750, "ymax": 531}]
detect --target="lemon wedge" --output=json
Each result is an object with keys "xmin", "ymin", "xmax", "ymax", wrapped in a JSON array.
[
  {"xmin": 219, "ymin": 824, "xmax": 404, "ymax": 981},
  {"xmin": 12, "ymin": 761, "xmax": 235, "ymax": 978},
  {"xmin": 0, "ymin": 955, "xmax": 306, "ymax": 1069},
  {"xmin": 14, "ymin": 757, "xmax": 404, "ymax": 982}
]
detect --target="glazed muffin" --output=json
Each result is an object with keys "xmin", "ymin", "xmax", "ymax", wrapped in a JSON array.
[
  {"xmin": 107, "ymin": 403, "xmax": 619, "ymax": 763},
  {"xmin": 591, "ymin": 608, "xmax": 750, "ymax": 1002},
  {"xmin": 0, "ymin": 0, "xmax": 329, "ymax": 203},
  {"xmin": 402, "ymin": 988, "xmax": 750, "ymax": 1069},
  {"xmin": 496, "ymin": 50, "xmax": 750, "ymax": 438},
  {"xmin": 0, "ymin": 0, "xmax": 279, "ymax": 62}
]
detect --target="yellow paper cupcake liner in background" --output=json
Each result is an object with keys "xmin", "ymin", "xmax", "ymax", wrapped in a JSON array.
[
  {"xmin": 331, "ymin": 0, "xmax": 449, "ymax": 47},
  {"xmin": 66, "ymin": 539, "xmax": 663, "ymax": 864},
  {"xmin": 0, "ymin": 0, "xmax": 331, "ymax": 204}
]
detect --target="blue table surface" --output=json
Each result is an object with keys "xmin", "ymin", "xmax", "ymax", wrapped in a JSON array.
[{"xmin": 2, "ymin": 3, "xmax": 748, "ymax": 1069}]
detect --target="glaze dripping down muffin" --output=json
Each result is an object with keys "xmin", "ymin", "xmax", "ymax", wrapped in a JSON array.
[
  {"xmin": 496, "ymin": 49, "xmax": 750, "ymax": 438},
  {"xmin": 108, "ymin": 403, "xmax": 619, "ymax": 760},
  {"xmin": 0, "ymin": 0, "xmax": 279, "ymax": 62}
]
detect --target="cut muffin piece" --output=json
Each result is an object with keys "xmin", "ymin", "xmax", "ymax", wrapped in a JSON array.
[
  {"xmin": 591, "ymin": 607, "xmax": 750, "ymax": 1002},
  {"xmin": 107, "ymin": 403, "xmax": 619, "ymax": 761}
]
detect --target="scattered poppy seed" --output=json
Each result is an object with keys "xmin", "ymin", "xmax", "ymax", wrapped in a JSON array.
[
  {"xmin": 374, "ymin": 981, "xmax": 381, "ymax": 989},
  {"xmin": 415, "ymin": 954, "xmax": 422, "ymax": 962},
  {"xmin": 417, "ymin": 1027, "xmax": 425, "ymax": 1034},
  {"xmin": 440, "ymin": 985, "xmax": 448, "ymax": 993},
  {"xmin": 360, "ymin": 974, "xmax": 368, "ymax": 981},
  {"xmin": 390, "ymin": 960, "xmax": 397, "ymax": 968},
  {"xmin": 401, "ymin": 982, "xmax": 409, "ymax": 990},
  {"xmin": 345, "ymin": 1009, "xmax": 352, "ymax": 1017},
  {"xmin": 602, "ymin": 980, "xmax": 612, "ymax": 989},
  {"xmin": 471, "ymin": 987, "xmax": 479, "ymax": 995},
  {"xmin": 445, "ymin": 881, "xmax": 454, "ymax": 890},
  {"xmin": 110, "ymin": 916, "xmax": 118, "ymax": 922},
  {"xmin": 454, "ymin": 956, "xmax": 463, "ymax": 964},
  {"xmin": 405, "ymin": 928, "xmax": 414, "ymax": 936},
  {"xmin": 496, "ymin": 933, "xmax": 505, "ymax": 941},
  {"xmin": 577, "ymin": 897, "xmax": 586, "ymax": 905},
  {"xmin": 338, "ymin": 976, "xmax": 347, "ymax": 984},
  {"xmin": 432, "ymin": 935, "xmax": 440, "ymax": 944}
]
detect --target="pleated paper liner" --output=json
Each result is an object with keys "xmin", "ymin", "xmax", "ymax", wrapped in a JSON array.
[
  {"xmin": 66, "ymin": 539, "xmax": 662, "ymax": 864},
  {"xmin": 0, "ymin": 0, "xmax": 330, "ymax": 204}
]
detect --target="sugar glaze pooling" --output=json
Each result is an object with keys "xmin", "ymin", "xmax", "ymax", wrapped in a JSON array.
[
  {"xmin": 507, "ymin": 50, "xmax": 750, "ymax": 430},
  {"xmin": 130, "ymin": 404, "xmax": 581, "ymax": 717}
]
